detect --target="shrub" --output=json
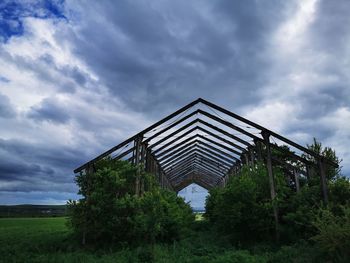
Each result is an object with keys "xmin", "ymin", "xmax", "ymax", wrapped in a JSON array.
[
  {"xmin": 67, "ymin": 158, "xmax": 194, "ymax": 246},
  {"xmin": 205, "ymin": 163, "xmax": 278, "ymax": 244},
  {"xmin": 311, "ymin": 206, "xmax": 350, "ymax": 262}
]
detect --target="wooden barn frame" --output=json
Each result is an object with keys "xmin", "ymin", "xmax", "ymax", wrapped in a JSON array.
[{"xmin": 75, "ymin": 98, "xmax": 337, "ymax": 203}]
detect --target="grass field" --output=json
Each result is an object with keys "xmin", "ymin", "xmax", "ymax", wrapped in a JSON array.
[
  {"xmin": 0, "ymin": 217, "xmax": 320, "ymax": 263},
  {"xmin": 0, "ymin": 217, "xmax": 157, "ymax": 262}
]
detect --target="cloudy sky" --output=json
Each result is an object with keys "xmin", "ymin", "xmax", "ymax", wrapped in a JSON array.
[{"xmin": 0, "ymin": 0, "xmax": 349, "ymax": 206}]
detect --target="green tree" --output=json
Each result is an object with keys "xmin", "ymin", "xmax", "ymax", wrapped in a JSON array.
[
  {"xmin": 205, "ymin": 163, "xmax": 287, "ymax": 244},
  {"xmin": 67, "ymin": 158, "xmax": 194, "ymax": 246},
  {"xmin": 312, "ymin": 206, "xmax": 350, "ymax": 262}
]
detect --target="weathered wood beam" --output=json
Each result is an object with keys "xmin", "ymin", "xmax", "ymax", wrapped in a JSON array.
[
  {"xmin": 161, "ymin": 148, "xmax": 198, "ymax": 169},
  {"xmin": 168, "ymin": 158, "xmax": 225, "ymax": 179},
  {"xmin": 197, "ymin": 134, "xmax": 242, "ymax": 156},
  {"xmin": 197, "ymin": 140, "xmax": 239, "ymax": 161},
  {"xmin": 198, "ymin": 98, "xmax": 338, "ymax": 167},
  {"xmin": 156, "ymin": 133, "xmax": 242, "ymax": 160},
  {"xmin": 262, "ymin": 130, "xmax": 279, "ymax": 242},
  {"xmin": 318, "ymin": 158, "xmax": 329, "ymax": 204},
  {"xmin": 194, "ymin": 155, "xmax": 229, "ymax": 172},
  {"xmin": 294, "ymin": 169, "xmax": 300, "ymax": 193},
  {"xmin": 166, "ymin": 155, "xmax": 227, "ymax": 178},
  {"xmin": 173, "ymin": 174, "xmax": 214, "ymax": 192},
  {"xmin": 155, "ymin": 134, "xmax": 198, "ymax": 158},
  {"xmin": 197, "ymin": 126, "xmax": 246, "ymax": 151},
  {"xmin": 160, "ymin": 144, "xmax": 198, "ymax": 166},
  {"xmin": 171, "ymin": 173, "xmax": 215, "ymax": 187},
  {"xmin": 198, "ymin": 119, "xmax": 251, "ymax": 147},
  {"xmin": 158, "ymin": 139, "xmax": 198, "ymax": 162},
  {"xmin": 152, "ymin": 126, "xmax": 198, "ymax": 154},
  {"xmin": 164, "ymin": 148, "xmax": 233, "ymax": 171},
  {"xmin": 143, "ymin": 109, "xmax": 200, "ymax": 144},
  {"xmin": 134, "ymin": 136, "xmax": 142, "ymax": 196},
  {"xmin": 164, "ymin": 152, "xmax": 230, "ymax": 175},
  {"xmin": 198, "ymin": 109, "xmax": 257, "ymax": 139},
  {"xmin": 148, "ymin": 119, "xmax": 199, "ymax": 149},
  {"xmin": 197, "ymin": 145, "xmax": 235, "ymax": 165},
  {"xmin": 75, "ymin": 99, "xmax": 203, "ymax": 173}
]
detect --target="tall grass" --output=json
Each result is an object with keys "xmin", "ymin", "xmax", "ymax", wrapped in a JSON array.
[{"xmin": 0, "ymin": 217, "xmax": 322, "ymax": 263}]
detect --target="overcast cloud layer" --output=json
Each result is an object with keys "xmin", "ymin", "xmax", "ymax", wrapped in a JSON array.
[{"xmin": 0, "ymin": 0, "xmax": 349, "ymax": 205}]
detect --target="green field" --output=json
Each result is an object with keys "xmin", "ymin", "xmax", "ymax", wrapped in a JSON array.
[
  {"xmin": 0, "ymin": 217, "xmax": 175, "ymax": 263},
  {"xmin": 0, "ymin": 217, "xmax": 322, "ymax": 263}
]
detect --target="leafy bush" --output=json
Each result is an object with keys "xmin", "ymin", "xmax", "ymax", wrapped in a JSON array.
[
  {"xmin": 67, "ymin": 158, "xmax": 194, "ymax": 245},
  {"xmin": 205, "ymin": 138, "xmax": 350, "ymax": 246},
  {"xmin": 311, "ymin": 206, "xmax": 350, "ymax": 262},
  {"xmin": 205, "ymin": 163, "xmax": 280, "ymax": 244},
  {"xmin": 267, "ymin": 241, "xmax": 322, "ymax": 263}
]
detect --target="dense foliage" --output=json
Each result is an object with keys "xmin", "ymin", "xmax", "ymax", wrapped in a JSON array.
[
  {"xmin": 205, "ymin": 163, "xmax": 275, "ymax": 243},
  {"xmin": 67, "ymin": 158, "xmax": 194, "ymax": 245},
  {"xmin": 0, "ymin": 217, "xmax": 329, "ymax": 263},
  {"xmin": 63, "ymin": 139, "xmax": 350, "ymax": 262},
  {"xmin": 205, "ymin": 139, "xmax": 350, "ymax": 261}
]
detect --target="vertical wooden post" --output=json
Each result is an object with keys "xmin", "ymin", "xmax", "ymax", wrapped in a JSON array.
[
  {"xmin": 305, "ymin": 164, "xmax": 310, "ymax": 181},
  {"xmin": 254, "ymin": 139, "xmax": 263, "ymax": 162},
  {"xmin": 82, "ymin": 163, "xmax": 95, "ymax": 245},
  {"xmin": 134, "ymin": 136, "xmax": 142, "ymax": 196},
  {"xmin": 262, "ymin": 130, "xmax": 279, "ymax": 242},
  {"xmin": 132, "ymin": 141, "xmax": 136, "ymax": 165},
  {"xmin": 249, "ymin": 146, "xmax": 255, "ymax": 167},
  {"xmin": 140, "ymin": 142, "xmax": 146, "ymax": 169},
  {"xmin": 140, "ymin": 142, "xmax": 147, "ymax": 196},
  {"xmin": 244, "ymin": 152, "xmax": 249, "ymax": 166},
  {"xmin": 145, "ymin": 149, "xmax": 151, "ymax": 173},
  {"xmin": 294, "ymin": 169, "xmax": 300, "ymax": 192},
  {"xmin": 318, "ymin": 158, "xmax": 329, "ymax": 204}
]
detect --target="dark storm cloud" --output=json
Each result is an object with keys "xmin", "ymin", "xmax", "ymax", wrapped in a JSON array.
[
  {"xmin": 1, "ymin": 0, "xmax": 349, "ymax": 205},
  {"xmin": 0, "ymin": 92, "xmax": 16, "ymax": 118},
  {"xmin": 291, "ymin": 0, "xmax": 350, "ymax": 121},
  {"xmin": 68, "ymin": 0, "xmax": 294, "ymax": 114},
  {"xmin": 309, "ymin": 0, "xmax": 350, "ymax": 53},
  {"xmin": 0, "ymin": 138, "xmax": 88, "ymax": 192},
  {"xmin": 0, "ymin": 158, "xmax": 54, "ymax": 181},
  {"xmin": 298, "ymin": 86, "xmax": 348, "ymax": 119},
  {"xmin": 28, "ymin": 98, "xmax": 70, "ymax": 124},
  {"xmin": 0, "ymin": 138, "xmax": 86, "ymax": 170}
]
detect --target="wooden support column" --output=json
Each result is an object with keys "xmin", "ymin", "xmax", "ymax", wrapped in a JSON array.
[
  {"xmin": 318, "ymin": 158, "xmax": 329, "ymax": 204},
  {"xmin": 132, "ymin": 141, "xmax": 136, "ymax": 165},
  {"xmin": 82, "ymin": 163, "xmax": 96, "ymax": 245},
  {"xmin": 140, "ymin": 142, "xmax": 147, "ymax": 169},
  {"xmin": 262, "ymin": 130, "xmax": 279, "ymax": 242},
  {"xmin": 254, "ymin": 139, "xmax": 263, "ymax": 162},
  {"xmin": 294, "ymin": 169, "xmax": 300, "ymax": 193},
  {"xmin": 134, "ymin": 136, "xmax": 142, "ymax": 196},
  {"xmin": 244, "ymin": 152, "xmax": 249, "ymax": 166},
  {"xmin": 139, "ymin": 142, "xmax": 147, "ymax": 196},
  {"xmin": 249, "ymin": 146, "xmax": 255, "ymax": 167},
  {"xmin": 145, "ymin": 149, "xmax": 151, "ymax": 173},
  {"xmin": 305, "ymin": 164, "xmax": 311, "ymax": 181},
  {"xmin": 286, "ymin": 172, "xmax": 292, "ymax": 186}
]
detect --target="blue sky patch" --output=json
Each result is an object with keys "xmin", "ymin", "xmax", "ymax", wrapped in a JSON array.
[
  {"xmin": 0, "ymin": 0, "xmax": 66, "ymax": 42},
  {"xmin": 0, "ymin": 76, "xmax": 10, "ymax": 83}
]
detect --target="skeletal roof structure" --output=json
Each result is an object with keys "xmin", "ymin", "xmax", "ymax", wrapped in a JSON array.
[{"xmin": 74, "ymin": 98, "xmax": 337, "ymax": 195}]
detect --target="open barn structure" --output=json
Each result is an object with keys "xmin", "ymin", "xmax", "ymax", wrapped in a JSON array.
[{"xmin": 74, "ymin": 98, "xmax": 338, "ymax": 204}]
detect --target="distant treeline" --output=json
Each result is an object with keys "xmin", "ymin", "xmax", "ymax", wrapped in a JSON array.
[
  {"xmin": 191, "ymin": 207, "xmax": 205, "ymax": 213},
  {"xmin": 0, "ymin": 205, "xmax": 67, "ymax": 217}
]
